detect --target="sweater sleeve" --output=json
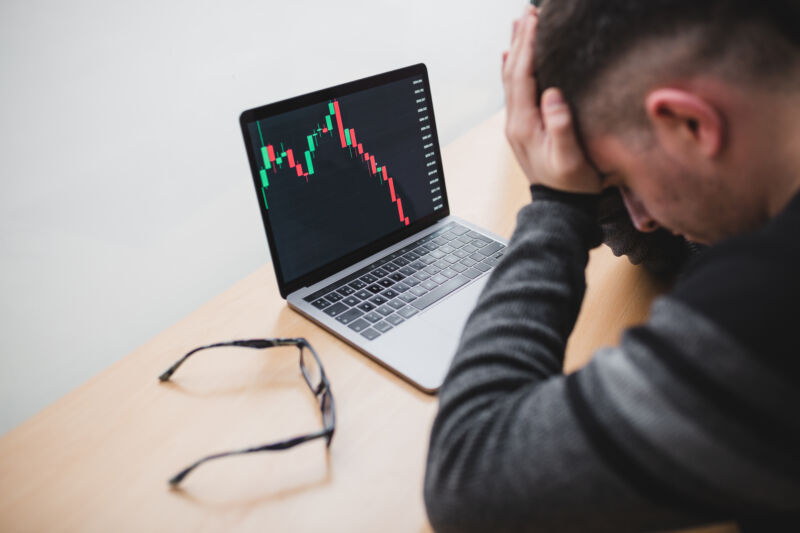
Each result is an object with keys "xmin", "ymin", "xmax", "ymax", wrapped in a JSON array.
[{"xmin": 423, "ymin": 188, "xmax": 800, "ymax": 532}]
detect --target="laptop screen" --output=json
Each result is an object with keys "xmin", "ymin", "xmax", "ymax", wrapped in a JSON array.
[{"xmin": 241, "ymin": 64, "xmax": 449, "ymax": 296}]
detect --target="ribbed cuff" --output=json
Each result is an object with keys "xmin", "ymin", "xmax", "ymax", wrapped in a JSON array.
[
  {"xmin": 530, "ymin": 184, "xmax": 600, "ymax": 216},
  {"xmin": 529, "ymin": 184, "xmax": 603, "ymax": 248}
]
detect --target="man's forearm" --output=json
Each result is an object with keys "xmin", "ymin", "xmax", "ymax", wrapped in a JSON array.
[{"xmin": 424, "ymin": 187, "xmax": 603, "ymax": 531}]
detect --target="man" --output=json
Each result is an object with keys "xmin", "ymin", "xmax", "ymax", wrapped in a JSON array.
[{"xmin": 424, "ymin": 1, "xmax": 800, "ymax": 531}]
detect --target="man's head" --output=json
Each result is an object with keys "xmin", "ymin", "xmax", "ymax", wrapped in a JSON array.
[{"xmin": 534, "ymin": 0, "xmax": 800, "ymax": 243}]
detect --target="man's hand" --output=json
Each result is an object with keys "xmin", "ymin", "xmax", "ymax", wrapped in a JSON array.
[{"xmin": 502, "ymin": 7, "xmax": 602, "ymax": 194}]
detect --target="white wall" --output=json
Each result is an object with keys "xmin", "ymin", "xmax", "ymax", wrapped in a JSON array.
[{"xmin": 0, "ymin": 0, "xmax": 523, "ymax": 435}]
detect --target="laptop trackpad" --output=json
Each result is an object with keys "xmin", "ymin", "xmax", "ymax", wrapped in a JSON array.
[{"xmin": 425, "ymin": 278, "xmax": 485, "ymax": 341}]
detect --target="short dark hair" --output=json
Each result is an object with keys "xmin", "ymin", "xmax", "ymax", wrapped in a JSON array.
[{"xmin": 535, "ymin": 0, "xmax": 800, "ymax": 135}]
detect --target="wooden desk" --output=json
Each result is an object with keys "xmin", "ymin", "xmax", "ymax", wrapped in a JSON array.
[{"xmin": 0, "ymin": 111, "xmax": 737, "ymax": 533}]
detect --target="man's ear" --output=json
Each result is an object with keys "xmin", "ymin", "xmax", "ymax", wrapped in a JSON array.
[{"xmin": 644, "ymin": 88, "xmax": 725, "ymax": 159}]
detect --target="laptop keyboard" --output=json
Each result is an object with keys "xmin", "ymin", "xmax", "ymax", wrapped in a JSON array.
[{"xmin": 303, "ymin": 222, "xmax": 505, "ymax": 341}]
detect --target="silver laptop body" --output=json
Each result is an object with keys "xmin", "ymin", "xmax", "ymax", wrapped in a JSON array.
[{"xmin": 240, "ymin": 64, "xmax": 506, "ymax": 392}]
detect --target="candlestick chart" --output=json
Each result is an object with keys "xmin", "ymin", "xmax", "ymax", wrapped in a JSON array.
[
  {"xmin": 255, "ymin": 100, "xmax": 410, "ymax": 226},
  {"xmin": 247, "ymin": 75, "xmax": 443, "ymax": 283}
]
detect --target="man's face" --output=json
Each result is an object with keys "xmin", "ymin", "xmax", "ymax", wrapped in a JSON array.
[{"xmin": 585, "ymin": 129, "xmax": 754, "ymax": 245}]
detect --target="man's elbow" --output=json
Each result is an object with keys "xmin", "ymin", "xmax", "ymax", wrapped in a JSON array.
[
  {"xmin": 424, "ymin": 453, "xmax": 459, "ymax": 532},
  {"xmin": 424, "ymin": 435, "xmax": 476, "ymax": 532}
]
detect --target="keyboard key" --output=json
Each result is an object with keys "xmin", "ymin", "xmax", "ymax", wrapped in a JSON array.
[
  {"xmin": 398, "ymin": 306, "xmax": 419, "ymax": 319},
  {"xmin": 371, "ymin": 267, "xmax": 389, "ymax": 278},
  {"xmin": 429, "ymin": 250, "xmax": 446, "ymax": 259},
  {"xmin": 399, "ymin": 266, "xmax": 417, "ymax": 276},
  {"xmin": 381, "ymin": 289, "xmax": 399, "ymax": 299},
  {"xmin": 399, "ymin": 293, "xmax": 417, "ymax": 304},
  {"xmin": 414, "ymin": 270, "xmax": 431, "ymax": 281},
  {"xmin": 386, "ymin": 314, "xmax": 405, "ymax": 326},
  {"xmin": 342, "ymin": 296, "xmax": 361, "ymax": 307},
  {"xmin": 483, "ymin": 256, "xmax": 499, "ymax": 267},
  {"xmin": 374, "ymin": 321, "xmax": 393, "ymax": 333},
  {"xmin": 361, "ymin": 273, "xmax": 378, "ymax": 284},
  {"xmin": 453, "ymin": 249, "xmax": 469, "ymax": 259},
  {"xmin": 367, "ymin": 283, "xmax": 384, "ymax": 294},
  {"xmin": 404, "ymin": 251, "xmax": 421, "ymax": 261},
  {"xmin": 378, "ymin": 279, "xmax": 394, "ymax": 288},
  {"xmin": 364, "ymin": 312, "xmax": 383, "ymax": 323},
  {"xmin": 336, "ymin": 308, "xmax": 365, "ymax": 325},
  {"xmin": 423, "ymin": 242, "xmax": 438, "ymax": 252},
  {"xmin": 432, "ymin": 236, "xmax": 449, "ymax": 246},
  {"xmin": 477, "ymin": 241, "xmax": 504, "ymax": 256},
  {"xmin": 403, "ymin": 276, "xmax": 420, "ymax": 287},
  {"xmin": 349, "ymin": 279, "xmax": 368, "ymax": 290},
  {"xmin": 325, "ymin": 292, "xmax": 344, "ymax": 303},
  {"xmin": 337, "ymin": 285, "xmax": 356, "ymax": 296},
  {"xmin": 323, "ymin": 302, "xmax": 348, "ymax": 317},
  {"xmin": 410, "ymin": 286, "xmax": 428, "ymax": 297},
  {"xmin": 419, "ymin": 255, "xmax": 437, "ymax": 266},
  {"xmin": 431, "ymin": 274, "xmax": 448, "ymax": 285},
  {"xmin": 457, "ymin": 235, "xmax": 473, "ymax": 244},
  {"xmin": 421, "ymin": 279, "xmax": 439, "ymax": 291},
  {"xmin": 414, "ymin": 246, "xmax": 430, "ymax": 256},
  {"xmin": 312, "ymin": 298, "xmax": 331, "ymax": 310},
  {"xmin": 462, "ymin": 267, "xmax": 482, "ymax": 279},
  {"xmin": 383, "ymin": 262, "xmax": 400, "ymax": 273},
  {"xmin": 409, "ymin": 261, "xmax": 426, "ymax": 270},
  {"xmin": 441, "ymin": 231, "xmax": 457, "ymax": 241},
  {"xmin": 460, "ymin": 257, "xmax": 477, "ymax": 267},
  {"xmin": 370, "ymin": 295, "xmax": 388, "ymax": 306},
  {"xmin": 348, "ymin": 318, "xmax": 370, "ymax": 332},
  {"xmin": 361, "ymin": 328, "xmax": 381, "ymax": 341},
  {"xmin": 357, "ymin": 301, "xmax": 376, "ymax": 312},
  {"xmin": 471, "ymin": 239, "xmax": 488, "ymax": 248},
  {"xmin": 462, "ymin": 244, "xmax": 478, "ymax": 254},
  {"xmin": 376, "ymin": 305, "xmax": 394, "ymax": 316},
  {"xmin": 434, "ymin": 259, "xmax": 450, "ymax": 270},
  {"xmin": 355, "ymin": 289, "xmax": 373, "ymax": 300},
  {"xmin": 424, "ymin": 265, "xmax": 441, "ymax": 275},
  {"xmin": 449, "ymin": 239, "xmax": 466, "ymax": 249},
  {"xmin": 411, "ymin": 275, "xmax": 470, "ymax": 310},
  {"xmin": 440, "ymin": 268, "xmax": 458, "ymax": 279},
  {"xmin": 444, "ymin": 254, "xmax": 460, "ymax": 264},
  {"xmin": 389, "ymin": 273, "xmax": 405, "ymax": 282},
  {"xmin": 388, "ymin": 299, "xmax": 406, "ymax": 310},
  {"xmin": 451, "ymin": 225, "xmax": 469, "ymax": 235},
  {"xmin": 467, "ymin": 230, "xmax": 485, "ymax": 239},
  {"xmin": 393, "ymin": 282, "xmax": 410, "ymax": 293},
  {"xmin": 473, "ymin": 261, "xmax": 491, "ymax": 273},
  {"xmin": 450, "ymin": 262, "xmax": 468, "ymax": 273},
  {"xmin": 470, "ymin": 252, "xmax": 486, "ymax": 262},
  {"xmin": 439, "ymin": 244, "xmax": 456, "ymax": 254},
  {"xmin": 393, "ymin": 257, "xmax": 410, "ymax": 267}
]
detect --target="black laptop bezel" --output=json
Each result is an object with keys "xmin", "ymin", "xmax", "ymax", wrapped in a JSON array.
[{"xmin": 239, "ymin": 63, "xmax": 451, "ymax": 299}]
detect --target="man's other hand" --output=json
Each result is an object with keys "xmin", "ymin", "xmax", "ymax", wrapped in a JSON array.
[{"xmin": 502, "ymin": 7, "xmax": 602, "ymax": 194}]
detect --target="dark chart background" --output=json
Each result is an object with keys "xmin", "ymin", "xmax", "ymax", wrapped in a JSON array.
[{"xmin": 247, "ymin": 75, "xmax": 442, "ymax": 284}]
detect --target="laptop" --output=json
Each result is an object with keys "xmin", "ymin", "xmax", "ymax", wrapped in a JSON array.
[{"xmin": 239, "ymin": 63, "xmax": 507, "ymax": 392}]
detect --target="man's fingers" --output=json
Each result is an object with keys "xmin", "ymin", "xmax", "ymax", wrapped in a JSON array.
[
  {"xmin": 541, "ymin": 88, "xmax": 584, "ymax": 170},
  {"xmin": 511, "ymin": 13, "xmax": 537, "ymax": 79}
]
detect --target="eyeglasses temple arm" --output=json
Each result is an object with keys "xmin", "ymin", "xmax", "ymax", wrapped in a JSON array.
[
  {"xmin": 158, "ymin": 339, "xmax": 293, "ymax": 382},
  {"xmin": 167, "ymin": 429, "xmax": 331, "ymax": 487}
]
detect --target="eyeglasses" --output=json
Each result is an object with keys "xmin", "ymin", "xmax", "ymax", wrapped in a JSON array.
[{"xmin": 158, "ymin": 337, "xmax": 335, "ymax": 486}]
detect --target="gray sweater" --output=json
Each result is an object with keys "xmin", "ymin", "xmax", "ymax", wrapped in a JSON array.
[{"xmin": 424, "ymin": 186, "xmax": 800, "ymax": 532}]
